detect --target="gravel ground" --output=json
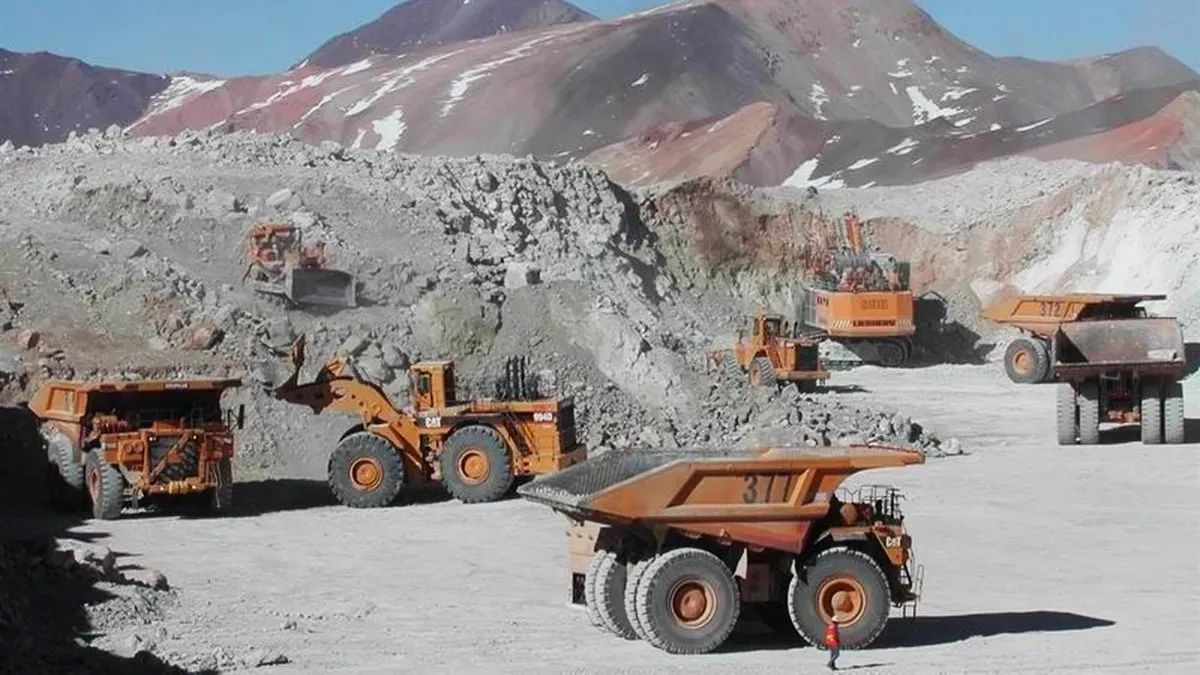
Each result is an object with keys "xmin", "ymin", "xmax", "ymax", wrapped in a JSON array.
[{"xmin": 6, "ymin": 364, "xmax": 1195, "ymax": 674}]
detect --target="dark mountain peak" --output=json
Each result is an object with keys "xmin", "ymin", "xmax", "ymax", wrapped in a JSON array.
[
  {"xmin": 301, "ymin": 0, "xmax": 596, "ymax": 69},
  {"xmin": 0, "ymin": 48, "xmax": 169, "ymax": 147}
]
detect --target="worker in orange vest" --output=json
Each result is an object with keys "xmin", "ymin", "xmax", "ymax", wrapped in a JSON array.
[{"xmin": 824, "ymin": 615, "xmax": 841, "ymax": 670}]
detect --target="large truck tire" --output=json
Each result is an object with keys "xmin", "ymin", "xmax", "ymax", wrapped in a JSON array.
[
  {"xmin": 327, "ymin": 432, "xmax": 404, "ymax": 508},
  {"xmin": 624, "ymin": 558, "xmax": 653, "ymax": 641},
  {"xmin": 1140, "ymin": 379, "xmax": 1163, "ymax": 445},
  {"xmin": 789, "ymin": 548, "xmax": 890, "ymax": 650},
  {"xmin": 210, "ymin": 459, "xmax": 234, "ymax": 512},
  {"xmin": 1056, "ymin": 384, "xmax": 1079, "ymax": 445},
  {"xmin": 592, "ymin": 549, "xmax": 638, "ymax": 640},
  {"xmin": 1077, "ymin": 381, "xmax": 1101, "ymax": 445},
  {"xmin": 1163, "ymin": 380, "xmax": 1185, "ymax": 445},
  {"xmin": 43, "ymin": 424, "xmax": 85, "ymax": 492},
  {"xmin": 440, "ymin": 426, "xmax": 514, "ymax": 504},
  {"xmin": 1004, "ymin": 337, "xmax": 1049, "ymax": 384},
  {"xmin": 751, "ymin": 356, "xmax": 777, "ymax": 387},
  {"xmin": 85, "ymin": 449, "xmax": 124, "ymax": 520},
  {"xmin": 583, "ymin": 550, "xmax": 606, "ymax": 629},
  {"xmin": 634, "ymin": 547, "xmax": 740, "ymax": 655}
]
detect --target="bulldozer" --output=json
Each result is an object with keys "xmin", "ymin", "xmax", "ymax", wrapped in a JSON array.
[
  {"xmin": 272, "ymin": 336, "xmax": 586, "ymax": 507},
  {"xmin": 800, "ymin": 213, "xmax": 915, "ymax": 367},
  {"xmin": 709, "ymin": 313, "xmax": 828, "ymax": 388},
  {"xmin": 243, "ymin": 224, "xmax": 356, "ymax": 308}
]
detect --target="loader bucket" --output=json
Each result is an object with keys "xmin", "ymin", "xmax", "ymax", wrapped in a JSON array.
[
  {"xmin": 1055, "ymin": 318, "xmax": 1185, "ymax": 372},
  {"xmin": 286, "ymin": 268, "xmax": 357, "ymax": 308}
]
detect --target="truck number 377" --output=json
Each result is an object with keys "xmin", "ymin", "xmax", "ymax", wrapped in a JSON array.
[{"xmin": 741, "ymin": 474, "xmax": 792, "ymax": 504}]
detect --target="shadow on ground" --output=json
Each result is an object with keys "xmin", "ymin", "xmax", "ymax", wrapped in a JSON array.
[
  {"xmin": 1, "ymin": 406, "xmax": 205, "ymax": 674},
  {"xmin": 722, "ymin": 609, "xmax": 1113, "ymax": 654},
  {"xmin": 875, "ymin": 610, "xmax": 1115, "ymax": 648}
]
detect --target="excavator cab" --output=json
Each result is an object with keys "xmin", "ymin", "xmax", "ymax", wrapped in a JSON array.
[{"xmin": 410, "ymin": 362, "xmax": 456, "ymax": 411}]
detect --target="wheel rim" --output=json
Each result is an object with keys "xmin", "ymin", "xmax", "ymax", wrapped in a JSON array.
[
  {"xmin": 457, "ymin": 448, "xmax": 491, "ymax": 485},
  {"xmin": 87, "ymin": 467, "xmax": 100, "ymax": 502},
  {"xmin": 1012, "ymin": 349, "xmax": 1032, "ymax": 375},
  {"xmin": 816, "ymin": 575, "xmax": 867, "ymax": 626},
  {"xmin": 349, "ymin": 458, "xmax": 384, "ymax": 492},
  {"xmin": 668, "ymin": 577, "xmax": 717, "ymax": 629}
]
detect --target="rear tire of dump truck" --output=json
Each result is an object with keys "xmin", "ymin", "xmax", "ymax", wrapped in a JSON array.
[
  {"xmin": 583, "ymin": 552, "xmax": 606, "ymax": 629},
  {"xmin": 327, "ymin": 433, "xmax": 404, "ymax": 508},
  {"xmin": 1077, "ymin": 381, "xmax": 1101, "ymax": 445},
  {"xmin": 751, "ymin": 357, "xmax": 776, "ymax": 387},
  {"xmin": 634, "ymin": 548, "xmax": 740, "ymax": 655},
  {"xmin": 592, "ymin": 549, "xmax": 639, "ymax": 640},
  {"xmin": 789, "ymin": 548, "xmax": 890, "ymax": 650},
  {"xmin": 440, "ymin": 426, "xmax": 514, "ymax": 504},
  {"xmin": 1140, "ymin": 379, "xmax": 1163, "ymax": 445},
  {"xmin": 1163, "ymin": 380, "xmax": 1185, "ymax": 445},
  {"xmin": 43, "ymin": 424, "xmax": 85, "ymax": 493},
  {"xmin": 625, "ymin": 558, "xmax": 652, "ymax": 641},
  {"xmin": 210, "ymin": 459, "xmax": 234, "ymax": 513},
  {"xmin": 84, "ymin": 449, "xmax": 124, "ymax": 520},
  {"xmin": 1004, "ymin": 337, "xmax": 1049, "ymax": 384},
  {"xmin": 1056, "ymin": 384, "xmax": 1079, "ymax": 445}
]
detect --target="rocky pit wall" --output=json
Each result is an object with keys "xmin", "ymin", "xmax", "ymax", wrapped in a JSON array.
[{"xmin": 0, "ymin": 129, "xmax": 959, "ymax": 485}]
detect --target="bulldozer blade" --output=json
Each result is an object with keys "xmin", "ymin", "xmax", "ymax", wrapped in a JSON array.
[{"xmin": 286, "ymin": 268, "xmax": 357, "ymax": 308}]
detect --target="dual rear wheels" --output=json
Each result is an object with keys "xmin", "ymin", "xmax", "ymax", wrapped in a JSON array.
[
  {"xmin": 583, "ymin": 545, "xmax": 891, "ymax": 654},
  {"xmin": 1056, "ymin": 378, "xmax": 1185, "ymax": 445}
]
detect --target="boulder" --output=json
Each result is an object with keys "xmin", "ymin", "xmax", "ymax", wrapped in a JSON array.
[
  {"xmin": 188, "ymin": 323, "xmax": 223, "ymax": 351},
  {"xmin": 504, "ymin": 262, "xmax": 542, "ymax": 289}
]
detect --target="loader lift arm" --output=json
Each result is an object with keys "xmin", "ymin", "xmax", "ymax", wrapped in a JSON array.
[{"xmin": 273, "ymin": 335, "xmax": 422, "ymax": 450}]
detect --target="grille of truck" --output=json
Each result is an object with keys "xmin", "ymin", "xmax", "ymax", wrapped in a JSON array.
[{"xmin": 149, "ymin": 435, "xmax": 200, "ymax": 483}]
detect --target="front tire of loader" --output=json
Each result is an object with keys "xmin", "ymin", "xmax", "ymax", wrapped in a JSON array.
[
  {"xmin": 1140, "ymin": 379, "xmax": 1163, "ymax": 445},
  {"xmin": 634, "ymin": 547, "xmax": 740, "ymax": 655},
  {"xmin": 1056, "ymin": 384, "xmax": 1079, "ymax": 445},
  {"xmin": 327, "ymin": 433, "xmax": 404, "ymax": 508},
  {"xmin": 789, "ymin": 548, "xmax": 890, "ymax": 650},
  {"xmin": 751, "ymin": 356, "xmax": 777, "ymax": 387},
  {"xmin": 1163, "ymin": 380, "xmax": 1185, "ymax": 445},
  {"xmin": 440, "ymin": 426, "xmax": 514, "ymax": 504},
  {"xmin": 1004, "ymin": 337, "xmax": 1049, "ymax": 384},
  {"xmin": 84, "ymin": 449, "xmax": 124, "ymax": 520},
  {"xmin": 1077, "ymin": 380, "xmax": 1101, "ymax": 446},
  {"xmin": 592, "ymin": 549, "xmax": 639, "ymax": 640}
]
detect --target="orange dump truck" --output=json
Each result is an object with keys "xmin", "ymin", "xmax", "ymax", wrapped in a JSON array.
[
  {"xmin": 519, "ymin": 446, "xmax": 924, "ymax": 654},
  {"xmin": 984, "ymin": 294, "xmax": 1187, "ymax": 445},
  {"xmin": 29, "ymin": 378, "xmax": 243, "ymax": 519}
]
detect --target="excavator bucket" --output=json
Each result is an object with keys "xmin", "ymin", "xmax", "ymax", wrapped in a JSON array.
[{"xmin": 285, "ymin": 268, "xmax": 357, "ymax": 308}]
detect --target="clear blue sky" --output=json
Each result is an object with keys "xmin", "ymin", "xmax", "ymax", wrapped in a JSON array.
[{"xmin": 0, "ymin": 0, "xmax": 1196, "ymax": 77}]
